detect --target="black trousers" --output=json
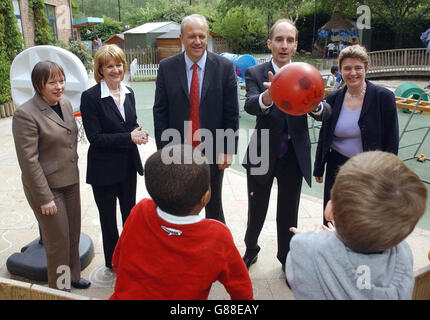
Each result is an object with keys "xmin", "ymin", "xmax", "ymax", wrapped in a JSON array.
[
  {"xmin": 244, "ymin": 140, "xmax": 302, "ymax": 265},
  {"xmin": 91, "ymin": 169, "xmax": 137, "ymax": 268},
  {"xmin": 323, "ymin": 148, "xmax": 349, "ymax": 225},
  {"xmin": 205, "ymin": 164, "xmax": 225, "ymax": 224}
]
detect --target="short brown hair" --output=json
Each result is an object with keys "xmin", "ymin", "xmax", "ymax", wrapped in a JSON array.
[
  {"xmin": 93, "ymin": 44, "xmax": 127, "ymax": 83},
  {"xmin": 338, "ymin": 44, "xmax": 370, "ymax": 70},
  {"xmin": 31, "ymin": 60, "xmax": 66, "ymax": 95},
  {"xmin": 331, "ymin": 151, "xmax": 427, "ymax": 253},
  {"xmin": 269, "ymin": 19, "xmax": 299, "ymax": 41}
]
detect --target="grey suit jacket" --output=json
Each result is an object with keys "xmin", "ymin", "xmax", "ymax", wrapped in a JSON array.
[{"xmin": 12, "ymin": 94, "xmax": 79, "ymax": 208}]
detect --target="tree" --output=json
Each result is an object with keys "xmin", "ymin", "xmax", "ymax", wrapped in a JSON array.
[
  {"xmin": 29, "ymin": 0, "xmax": 54, "ymax": 45},
  {"xmin": 212, "ymin": 6, "xmax": 267, "ymax": 53},
  {"xmin": 319, "ymin": 0, "xmax": 430, "ymax": 48},
  {"xmin": 0, "ymin": 0, "xmax": 24, "ymax": 104},
  {"xmin": 80, "ymin": 15, "xmax": 123, "ymax": 41},
  {"xmin": 218, "ymin": 0, "xmax": 307, "ymax": 33},
  {"xmin": 0, "ymin": 0, "xmax": 24, "ymax": 61},
  {"xmin": 357, "ymin": 0, "xmax": 430, "ymax": 48}
]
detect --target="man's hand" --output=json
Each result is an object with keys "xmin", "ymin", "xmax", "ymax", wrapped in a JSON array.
[
  {"xmin": 40, "ymin": 200, "xmax": 57, "ymax": 215},
  {"xmin": 315, "ymin": 176, "xmax": 323, "ymax": 183},
  {"xmin": 262, "ymin": 71, "xmax": 275, "ymax": 106},
  {"xmin": 218, "ymin": 153, "xmax": 232, "ymax": 170}
]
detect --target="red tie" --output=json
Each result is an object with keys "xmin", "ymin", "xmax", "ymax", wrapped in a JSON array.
[{"xmin": 187, "ymin": 63, "xmax": 200, "ymax": 147}]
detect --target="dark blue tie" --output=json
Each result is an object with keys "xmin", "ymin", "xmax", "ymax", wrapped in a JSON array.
[{"xmin": 277, "ymin": 117, "xmax": 288, "ymax": 158}]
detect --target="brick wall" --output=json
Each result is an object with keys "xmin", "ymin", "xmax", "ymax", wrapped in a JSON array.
[{"xmin": 18, "ymin": 0, "xmax": 72, "ymax": 47}]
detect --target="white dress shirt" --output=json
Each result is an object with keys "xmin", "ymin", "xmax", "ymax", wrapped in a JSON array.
[
  {"xmin": 100, "ymin": 79, "xmax": 131, "ymax": 120},
  {"xmin": 184, "ymin": 51, "xmax": 207, "ymax": 98},
  {"xmin": 157, "ymin": 206, "xmax": 203, "ymax": 225}
]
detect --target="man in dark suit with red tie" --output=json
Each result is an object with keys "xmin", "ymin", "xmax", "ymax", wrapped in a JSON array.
[
  {"xmin": 242, "ymin": 19, "xmax": 331, "ymax": 273},
  {"xmin": 153, "ymin": 14, "xmax": 239, "ymax": 224}
]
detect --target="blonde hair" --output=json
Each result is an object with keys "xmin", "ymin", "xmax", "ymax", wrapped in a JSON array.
[
  {"xmin": 331, "ymin": 151, "xmax": 427, "ymax": 253},
  {"xmin": 338, "ymin": 44, "xmax": 370, "ymax": 70},
  {"xmin": 93, "ymin": 44, "xmax": 127, "ymax": 83}
]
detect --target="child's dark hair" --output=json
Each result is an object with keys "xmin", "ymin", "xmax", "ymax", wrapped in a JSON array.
[
  {"xmin": 144, "ymin": 144, "xmax": 210, "ymax": 216},
  {"xmin": 330, "ymin": 65, "xmax": 338, "ymax": 74}
]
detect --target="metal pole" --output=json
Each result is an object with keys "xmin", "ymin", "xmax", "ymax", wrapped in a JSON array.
[
  {"xmin": 118, "ymin": 0, "xmax": 121, "ymax": 21},
  {"xmin": 311, "ymin": 0, "xmax": 316, "ymax": 53}
]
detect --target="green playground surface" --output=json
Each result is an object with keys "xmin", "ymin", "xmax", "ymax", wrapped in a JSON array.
[{"xmin": 130, "ymin": 80, "xmax": 430, "ymax": 230}]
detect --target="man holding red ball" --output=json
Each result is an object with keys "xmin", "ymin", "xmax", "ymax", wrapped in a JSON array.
[{"xmin": 241, "ymin": 19, "xmax": 331, "ymax": 277}]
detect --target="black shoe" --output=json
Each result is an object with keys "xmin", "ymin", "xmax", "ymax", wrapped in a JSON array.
[
  {"xmin": 243, "ymin": 254, "xmax": 258, "ymax": 270},
  {"xmin": 71, "ymin": 278, "xmax": 91, "ymax": 289}
]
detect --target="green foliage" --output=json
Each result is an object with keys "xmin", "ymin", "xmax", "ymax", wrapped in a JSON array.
[
  {"xmin": 56, "ymin": 40, "xmax": 94, "ymax": 72},
  {"xmin": 80, "ymin": 15, "xmax": 123, "ymax": 42},
  {"xmin": 0, "ymin": 51, "xmax": 11, "ymax": 105},
  {"xmin": 123, "ymin": 0, "xmax": 195, "ymax": 28},
  {"xmin": 0, "ymin": 0, "xmax": 24, "ymax": 104},
  {"xmin": 30, "ymin": 0, "xmax": 54, "ymax": 45},
  {"xmin": 0, "ymin": 0, "xmax": 24, "ymax": 62},
  {"xmin": 212, "ymin": 6, "xmax": 267, "ymax": 53}
]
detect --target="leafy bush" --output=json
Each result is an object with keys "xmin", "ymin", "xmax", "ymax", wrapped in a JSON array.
[
  {"xmin": 56, "ymin": 40, "xmax": 93, "ymax": 73},
  {"xmin": 0, "ymin": 0, "xmax": 23, "ymax": 61},
  {"xmin": 212, "ymin": 6, "xmax": 267, "ymax": 53},
  {"xmin": 80, "ymin": 15, "xmax": 123, "ymax": 42},
  {"xmin": 30, "ymin": 0, "xmax": 54, "ymax": 45},
  {"xmin": 0, "ymin": 0, "xmax": 23, "ymax": 105},
  {"xmin": 0, "ymin": 51, "xmax": 11, "ymax": 105}
]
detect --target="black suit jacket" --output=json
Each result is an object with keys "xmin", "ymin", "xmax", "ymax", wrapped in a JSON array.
[
  {"xmin": 242, "ymin": 61, "xmax": 331, "ymax": 187},
  {"xmin": 313, "ymin": 80, "xmax": 399, "ymax": 177},
  {"xmin": 80, "ymin": 83, "xmax": 143, "ymax": 186},
  {"xmin": 153, "ymin": 51, "xmax": 239, "ymax": 164}
]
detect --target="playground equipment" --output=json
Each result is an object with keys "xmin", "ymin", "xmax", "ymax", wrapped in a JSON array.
[
  {"xmin": 10, "ymin": 45, "xmax": 88, "ymax": 113},
  {"xmin": 220, "ymin": 53, "xmax": 257, "ymax": 82},
  {"xmin": 396, "ymin": 90, "xmax": 430, "ymax": 184},
  {"xmin": 394, "ymin": 82, "xmax": 429, "ymax": 113}
]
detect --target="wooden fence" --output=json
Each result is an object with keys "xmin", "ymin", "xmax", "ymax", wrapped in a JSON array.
[
  {"xmin": 0, "ymin": 101, "xmax": 16, "ymax": 119},
  {"xmin": 368, "ymin": 48, "xmax": 430, "ymax": 76},
  {"xmin": 124, "ymin": 48, "xmax": 158, "ymax": 67}
]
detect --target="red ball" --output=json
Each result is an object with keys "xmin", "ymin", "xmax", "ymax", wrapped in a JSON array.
[{"xmin": 270, "ymin": 62, "xmax": 325, "ymax": 116}]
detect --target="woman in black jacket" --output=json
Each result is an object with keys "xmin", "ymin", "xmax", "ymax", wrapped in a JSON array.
[{"xmin": 314, "ymin": 45, "xmax": 399, "ymax": 225}]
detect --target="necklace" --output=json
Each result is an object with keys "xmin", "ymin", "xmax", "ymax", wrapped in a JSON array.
[
  {"xmin": 346, "ymin": 86, "xmax": 366, "ymax": 99},
  {"xmin": 110, "ymin": 87, "xmax": 120, "ymax": 94}
]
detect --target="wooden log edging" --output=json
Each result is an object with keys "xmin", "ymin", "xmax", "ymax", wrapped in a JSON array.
[{"xmin": 0, "ymin": 101, "xmax": 17, "ymax": 118}]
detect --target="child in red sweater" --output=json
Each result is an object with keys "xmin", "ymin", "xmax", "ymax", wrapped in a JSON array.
[{"xmin": 110, "ymin": 144, "xmax": 253, "ymax": 300}]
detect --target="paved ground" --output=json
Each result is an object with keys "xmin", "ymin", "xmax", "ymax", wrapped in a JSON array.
[{"xmin": 0, "ymin": 75, "xmax": 429, "ymax": 300}]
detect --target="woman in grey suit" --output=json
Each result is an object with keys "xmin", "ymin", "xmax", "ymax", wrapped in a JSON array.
[{"xmin": 12, "ymin": 61, "xmax": 90, "ymax": 290}]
